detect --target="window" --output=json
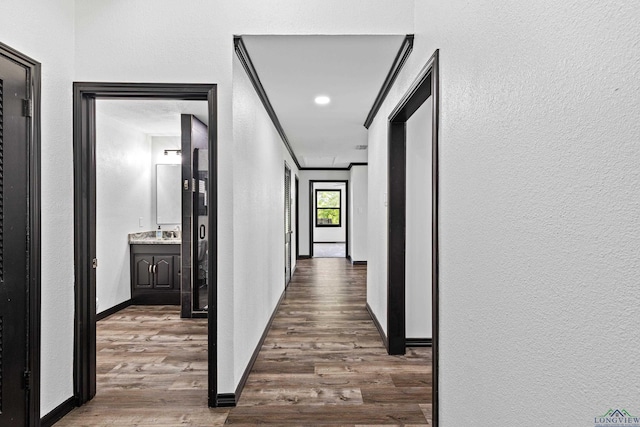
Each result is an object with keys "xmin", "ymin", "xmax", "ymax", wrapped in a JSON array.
[{"xmin": 316, "ymin": 189, "xmax": 341, "ymax": 227}]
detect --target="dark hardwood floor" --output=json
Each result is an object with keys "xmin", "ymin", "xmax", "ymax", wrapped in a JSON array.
[
  {"xmin": 55, "ymin": 305, "xmax": 228, "ymax": 426},
  {"xmin": 56, "ymin": 258, "xmax": 432, "ymax": 426}
]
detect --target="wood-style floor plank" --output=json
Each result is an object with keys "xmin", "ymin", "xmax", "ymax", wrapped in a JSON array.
[
  {"xmin": 56, "ymin": 258, "xmax": 432, "ymax": 426},
  {"xmin": 54, "ymin": 305, "xmax": 223, "ymax": 426},
  {"xmin": 228, "ymin": 258, "xmax": 432, "ymax": 425}
]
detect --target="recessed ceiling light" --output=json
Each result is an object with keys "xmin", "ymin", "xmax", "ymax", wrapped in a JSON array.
[{"xmin": 314, "ymin": 95, "xmax": 331, "ymax": 105}]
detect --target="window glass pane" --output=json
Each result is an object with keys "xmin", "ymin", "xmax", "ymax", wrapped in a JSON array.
[
  {"xmin": 317, "ymin": 208, "xmax": 340, "ymax": 225},
  {"xmin": 317, "ymin": 191, "xmax": 340, "ymax": 208}
]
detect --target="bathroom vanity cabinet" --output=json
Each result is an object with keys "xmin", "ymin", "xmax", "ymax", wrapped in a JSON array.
[{"xmin": 130, "ymin": 244, "xmax": 180, "ymax": 305}]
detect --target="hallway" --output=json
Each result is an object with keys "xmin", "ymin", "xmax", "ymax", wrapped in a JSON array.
[
  {"xmin": 228, "ymin": 258, "xmax": 432, "ymax": 424},
  {"xmin": 57, "ymin": 258, "xmax": 431, "ymax": 426}
]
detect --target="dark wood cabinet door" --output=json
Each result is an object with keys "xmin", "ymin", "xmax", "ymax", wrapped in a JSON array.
[
  {"xmin": 134, "ymin": 255, "xmax": 153, "ymax": 289},
  {"xmin": 130, "ymin": 245, "xmax": 180, "ymax": 305},
  {"xmin": 153, "ymin": 256, "xmax": 174, "ymax": 289}
]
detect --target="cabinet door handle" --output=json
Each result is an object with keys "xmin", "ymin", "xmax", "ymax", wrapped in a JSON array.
[
  {"xmin": 148, "ymin": 264, "xmax": 152, "ymax": 274},
  {"xmin": 153, "ymin": 265, "xmax": 157, "ymax": 274}
]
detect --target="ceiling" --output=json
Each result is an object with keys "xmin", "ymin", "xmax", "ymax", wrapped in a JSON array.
[
  {"xmin": 242, "ymin": 35, "xmax": 407, "ymax": 168},
  {"xmin": 96, "ymin": 99, "xmax": 209, "ymax": 136}
]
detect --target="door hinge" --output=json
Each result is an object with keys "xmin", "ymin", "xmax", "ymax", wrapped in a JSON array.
[
  {"xmin": 23, "ymin": 370, "xmax": 31, "ymax": 390},
  {"xmin": 184, "ymin": 179, "xmax": 190, "ymax": 191},
  {"xmin": 92, "ymin": 258, "xmax": 98, "ymax": 269},
  {"xmin": 22, "ymin": 99, "xmax": 33, "ymax": 117}
]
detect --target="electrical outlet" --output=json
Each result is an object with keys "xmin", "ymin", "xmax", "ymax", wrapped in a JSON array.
[{"xmin": 139, "ymin": 217, "xmax": 144, "ymax": 227}]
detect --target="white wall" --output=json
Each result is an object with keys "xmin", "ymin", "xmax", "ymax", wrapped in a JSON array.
[
  {"xmin": 366, "ymin": 1, "xmax": 640, "ymax": 425},
  {"xmin": 366, "ymin": 112, "xmax": 389, "ymax": 333},
  {"xmin": 405, "ymin": 100, "xmax": 431, "ymax": 339},
  {"xmin": 313, "ymin": 182, "xmax": 346, "ymax": 243},
  {"xmin": 74, "ymin": 0, "xmax": 414, "ymax": 394},
  {"xmin": 150, "ymin": 136, "xmax": 182, "ymax": 230},
  {"xmin": 298, "ymin": 170, "xmax": 350, "ymax": 256},
  {"xmin": 96, "ymin": 109, "xmax": 153, "ymax": 314},
  {"xmin": 0, "ymin": 0, "xmax": 76, "ymax": 415},
  {"xmin": 232, "ymin": 53, "xmax": 300, "ymax": 386},
  {"xmin": 349, "ymin": 165, "xmax": 368, "ymax": 262}
]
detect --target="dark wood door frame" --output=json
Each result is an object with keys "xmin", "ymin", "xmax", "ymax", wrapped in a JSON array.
[
  {"xmin": 72, "ymin": 83, "xmax": 220, "ymax": 406},
  {"xmin": 386, "ymin": 50, "xmax": 440, "ymax": 425},
  {"xmin": 308, "ymin": 180, "xmax": 349, "ymax": 258},
  {"xmin": 0, "ymin": 41, "xmax": 41, "ymax": 427}
]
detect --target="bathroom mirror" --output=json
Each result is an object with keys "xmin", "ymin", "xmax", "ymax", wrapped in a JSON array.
[{"xmin": 156, "ymin": 164, "xmax": 181, "ymax": 224}]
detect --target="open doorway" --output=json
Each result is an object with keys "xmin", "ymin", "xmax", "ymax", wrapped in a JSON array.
[
  {"xmin": 386, "ymin": 51, "xmax": 440, "ymax": 424},
  {"xmin": 93, "ymin": 101, "xmax": 205, "ymax": 314},
  {"xmin": 72, "ymin": 83, "xmax": 220, "ymax": 408},
  {"xmin": 309, "ymin": 180, "xmax": 348, "ymax": 258}
]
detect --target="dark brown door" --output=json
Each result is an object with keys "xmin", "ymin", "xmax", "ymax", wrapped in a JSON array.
[
  {"xmin": 0, "ymin": 52, "xmax": 30, "ymax": 426},
  {"xmin": 192, "ymin": 145, "xmax": 209, "ymax": 312},
  {"xmin": 181, "ymin": 114, "xmax": 209, "ymax": 316}
]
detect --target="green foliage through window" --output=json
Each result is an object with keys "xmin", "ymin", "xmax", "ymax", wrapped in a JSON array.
[{"xmin": 316, "ymin": 190, "xmax": 341, "ymax": 226}]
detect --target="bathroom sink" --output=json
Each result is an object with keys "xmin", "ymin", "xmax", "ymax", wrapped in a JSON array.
[{"xmin": 128, "ymin": 230, "xmax": 181, "ymax": 245}]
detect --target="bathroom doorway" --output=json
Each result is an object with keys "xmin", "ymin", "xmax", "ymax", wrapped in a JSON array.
[
  {"xmin": 72, "ymin": 83, "xmax": 220, "ymax": 407},
  {"xmin": 93, "ymin": 99, "xmax": 199, "ymax": 313}
]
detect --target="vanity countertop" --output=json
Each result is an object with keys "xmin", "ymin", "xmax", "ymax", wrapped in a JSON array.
[{"xmin": 128, "ymin": 231, "xmax": 181, "ymax": 245}]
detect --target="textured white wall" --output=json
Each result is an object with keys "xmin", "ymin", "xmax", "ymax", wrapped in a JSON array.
[
  {"xmin": 298, "ymin": 170, "xmax": 350, "ymax": 256},
  {"xmin": 96, "ymin": 110, "xmax": 152, "ymax": 314},
  {"xmin": 349, "ymin": 166, "xmax": 368, "ymax": 262},
  {"xmin": 367, "ymin": 1, "xmax": 640, "ymax": 425},
  {"xmin": 405, "ymin": 100, "xmax": 432, "ymax": 339},
  {"xmin": 232, "ymin": 53, "xmax": 299, "ymax": 386},
  {"xmin": 74, "ymin": 0, "xmax": 413, "ymax": 394},
  {"xmin": 417, "ymin": 1, "xmax": 640, "ymax": 425},
  {"xmin": 0, "ymin": 0, "xmax": 76, "ymax": 415},
  {"xmin": 313, "ymin": 182, "xmax": 347, "ymax": 243},
  {"xmin": 367, "ymin": 113, "xmax": 390, "ymax": 334}
]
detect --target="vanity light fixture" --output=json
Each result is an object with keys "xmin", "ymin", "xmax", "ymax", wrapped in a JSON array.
[
  {"xmin": 314, "ymin": 95, "xmax": 331, "ymax": 106},
  {"xmin": 164, "ymin": 149, "xmax": 182, "ymax": 156}
]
